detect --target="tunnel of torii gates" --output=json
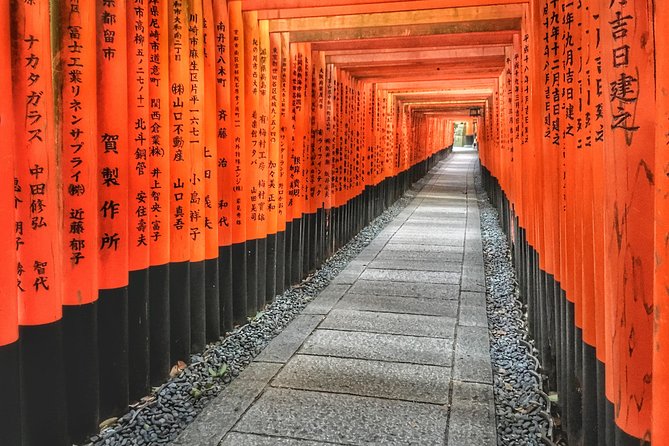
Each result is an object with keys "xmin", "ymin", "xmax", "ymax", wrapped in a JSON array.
[{"xmin": 0, "ymin": 0, "xmax": 666, "ymax": 445}]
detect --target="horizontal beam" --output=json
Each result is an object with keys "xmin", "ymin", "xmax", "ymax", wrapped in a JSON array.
[
  {"xmin": 288, "ymin": 18, "xmax": 522, "ymax": 43},
  {"xmin": 311, "ymin": 30, "xmax": 516, "ymax": 51},
  {"xmin": 252, "ymin": 0, "xmax": 526, "ymax": 19},
  {"xmin": 326, "ymin": 46, "xmax": 506, "ymax": 64}
]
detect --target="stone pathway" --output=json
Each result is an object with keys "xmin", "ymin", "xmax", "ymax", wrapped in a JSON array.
[{"xmin": 172, "ymin": 148, "xmax": 496, "ymax": 446}]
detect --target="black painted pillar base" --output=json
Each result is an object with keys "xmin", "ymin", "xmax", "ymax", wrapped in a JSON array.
[
  {"xmin": 266, "ymin": 232, "xmax": 277, "ymax": 302},
  {"xmin": 246, "ymin": 238, "xmax": 258, "ymax": 318},
  {"xmin": 98, "ymin": 287, "xmax": 129, "ymax": 419},
  {"xmin": 205, "ymin": 257, "xmax": 220, "ymax": 343},
  {"xmin": 128, "ymin": 268, "xmax": 150, "ymax": 402},
  {"xmin": 231, "ymin": 241, "xmax": 248, "ymax": 325},
  {"xmin": 169, "ymin": 261, "xmax": 191, "ymax": 364},
  {"xmin": 219, "ymin": 246, "xmax": 234, "ymax": 334},
  {"xmin": 291, "ymin": 217, "xmax": 303, "ymax": 284},
  {"xmin": 149, "ymin": 263, "xmax": 170, "ymax": 386},
  {"xmin": 275, "ymin": 230, "xmax": 286, "ymax": 295},
  {"xmin": 0, "ymin": 341, "xmax": 20, "ymax": 446},
  {"xmin": 20, "ymin": 321, "xmax": 68, "ymax": 446},
  {"xmin": 257, "ymin": 237, "xmax": 267, "ymax": 310},
  {"xmin": 63, "ymin": 302, "xmax": 99, "ymax": 442},
  {"xmin": 190, "ymin": 260, "xmax": 206, "ymax": 353},
  {"xmin": 284, "ymin": 221, "xmax": 293, "ymax": 290}
]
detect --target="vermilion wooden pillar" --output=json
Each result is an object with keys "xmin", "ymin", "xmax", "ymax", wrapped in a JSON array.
[
  {"xmin": 168, "ymin": 0, "xmax": 192, "ymax": 364},
  {"xmin": 13, "ymin": 0, "xmax": 68, "ymax": 443},
  {"xmin": 60, "ymin": 0, "xmax": 100, "ymax": 439},
  {"xmin": 147, "ymin": 0, "xmax": 172, "ymax": 386},
  {"xmin": 0, "ymin": 3, "xmax": 19, "ymax": 444}
]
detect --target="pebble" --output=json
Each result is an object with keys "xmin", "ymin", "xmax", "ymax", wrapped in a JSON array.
[
  {"xmin": 476, "ymin": 173, "xmax": 557, "ymax": 446},
  {"xmin": 80, "ymin": 180, "xmax": 428, "ymax": 446}
]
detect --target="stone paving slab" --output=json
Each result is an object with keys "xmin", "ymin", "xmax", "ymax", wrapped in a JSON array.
[
  {"xmin": 358, "ymin": 268, "xmax": 461, "ymax": 284},
  {"xmin": 254, "ymin": 314, "xmax": 325, "ymax": 364},
  {"xmin": 453, "ymin": 325, "xmax": 493, "ymax": 384},
  {"xmin": 335, "ymin": 293, "xmax": 458, "ymax": 317},
  {"xmin": 382, "ymin": 242, "xmax": 463, "ymax": 254},
  {"xmin": 367, "ymin": 258, "xmax": 462, "ymax": 272},
  {"xmin": 172, "ymin": 362, "xmax": 282, "ymax": 445},
  {"xmin": 271, "ymin": 354, "xmax": 451, "ymax": 404},
  {"xmin": 320, "ymin": 308, "xmax": 456, "ymax": 338},
  {"xmin": 348, "ymin": 279, "xmax": 460, "ymax": 299},
  {"xmin": 220, "ymin": 432, "xmax": 343, "ymax": 446},
  {"xmin": 299, "ymin": 329, "xmax": 453, "ymax": 366},
  {"xmin": 232, "ymin": 388, "xmax": 449, "ymax": 445},
  {"xmin": 447, "ymin": 381, "xmax": 497, "ymax": 446},
  {"xmin": 302, "ymin": 284, "xmax": 350, "ymax": 315},
  {"xmin": 374, "ymin": 250, "xmax": 463, "ymax": 263}
]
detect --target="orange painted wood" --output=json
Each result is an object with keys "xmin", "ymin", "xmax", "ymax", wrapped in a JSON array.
[
  {"xmin": 203, "ymin": 0, "xmax": 220, "ymax": 260},
  {"xmin": 168, "ymin": 0, "xmax": 192, "ymax": 263},
  {"xmin": 267, "ymin": 27, "xmax": 281, "ymax": 235},
  {"xmin": 278, "ymin": 32, "xmax": 292, "ymax": 228},
  {"xmin": 190, "ymin": 0, "xmax": 206, "ymax": 263},
  {"xmin": 213, "ymin": 0, "xmax": 233, "ymax": 248},
  {"xmin": 127, "ymin": 0, "xmax": 150, "ymax": 272},
  {"xmin": 258, "ymin": 20, "xmax": 271, "ymax": 234},
  {"xmin": 243, "ymin": 10, "xmax": 262, "ymax": 241},
  {"xmin": 653, "ymin": 1, "xmax": 669, "ymax": 442},
  {"xmin": 228, "ymin": 0, "xmax": 248, "ymax": 245},
  {"xmin": 13, "ymin": 0, "xmax": 63, "ymax": 325},
  {"xmin": 0, "ymin": 0, "xmax": 17, "ymax": 344},
  {"xmin": 97, "ymin": 0, "xmax": 129, "ymax": 290},
  {"xmin": 148, "ymin": 0, "xmax": 171, "ymax": 267},
  {"xmin": 61, "ymin": 0, "xmax": 99, "ymax": 304}
]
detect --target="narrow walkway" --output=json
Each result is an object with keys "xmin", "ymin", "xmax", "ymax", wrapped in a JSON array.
[{"xmin": 173, "ymin": 148, "xmax": 495, "ymax": 446}]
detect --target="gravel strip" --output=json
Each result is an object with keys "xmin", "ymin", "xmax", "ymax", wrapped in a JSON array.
[
  {"xmin": 476, "ymin": 173, "xmax": 556, "ymax": 446},
  {"xmin": 83, "ymin": 175, "xmax": 432, "ymax": 446}
]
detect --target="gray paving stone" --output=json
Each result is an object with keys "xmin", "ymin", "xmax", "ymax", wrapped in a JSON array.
[
  {"xmin": 459, "ymin": 304, "xmax": 488, "ymax": 327},
  {"xmin": 320, "ymin": 309, "xmax": 456, "ymax": 338},
  {"xmin": 359, "ymin": 268, "xmax": 460, "ymax": 285},
  {"xmin": 171, "ymin": 362, "xmax": 282, "ymax": 446},
  {"xmin": 368, "ymin": 258, "xmax": 462, "ymax": 272},
  {"xmin": 390, "ymin": 236, "xmax": 464, "ymax": 247},
  {"xmin": 299, "ymin": 329, "xmax": 453, "ymax": 366},
  {"xmin": 302, "ymin": 284, "xmax": 350, "ymax": 315},
  {"xmin": 374, "ymin": 250, "xmax": 463, "ymax": 263},
  {"xmin": 233, "ymin": 388, "xmax": 449, "ymax": 445},
  {"xmin": 335, "ymin": 293, "xmax": 458, "ymax": 318},
  {"xmin": 254, "ymin": 315, "xmax": 324, "ymax": 363},
  {"xmin": 447, "ymin": 381, "xmax": 496, "ymax": 446},
  {"xmin": 220, "ymin": 433, "xmax": 342, "ymax": 446},
  {"xmin": 460, "ymin": 291, "xmax": 487, "ymax": 307},
  {"xmin": 272, "ymin": 355, "xmax": 451, "ymax": 404},
  {"xmin": 462, "ymin": 264, "xmax": 486, "ymax": 292},
  {"xmin": 453, "ymin": 325, "xmax": 493, "ymax": 384},
  {"xmin": 383, "ymin": 243, "xmax": 463, "ymax": 254},
  {"xmin": 349, "ymin": 279, "xmax": 460, "ymax": 299}
]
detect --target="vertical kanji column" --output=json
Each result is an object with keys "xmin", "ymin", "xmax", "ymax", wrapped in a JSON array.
[
  {"xmin": 279, "ymin": 32, "xmax": 292, "ymax": 289},
  {"xmin": 168, "ymin": 0, "xmax": 192, "ymax": 364},
  {"xmin": 148, "ymin": 0, "xmax": 172, "ymax": 386},
  {"xmin": 229, "ymin": 0, "xmax": 248, "ymax": 323},
  {"xmin": 202, "ymin": 0, "xmax": 220, "ymax": 342},
  {"xmin": 189, "ymin": 0, "xmax": 207, "ymax": 353},
  {"xmin": 0, "ymin": 3, "xmax": 19, "ymax": 444},
  {"xmin": 97, "ymin": 0, "xmax": 130, "ymax": 417},
  {"xmin": 213, "ymin": 0, "xmax": 235, "ymax": 331},
  {"xmin": 61, "ymin": 0, "xmax": 100, "ymax": 439},
  {"xmin": 243, "ymin": 10, "xmax": 260, "ymax": 316},
  {"xmin": 12, "ymin": 0, "xmax": 67, "ymax": 443},
  {"xmin": 127, "ymin": 0, "xmax": 151, "ymax": 401}
]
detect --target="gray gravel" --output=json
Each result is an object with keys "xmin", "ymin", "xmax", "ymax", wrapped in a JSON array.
[
  {"xmin": 83, "ymin": 177, "xmax": 430, "ymax": 446},
  {"xmin": 476, "ymin": 173, "xmax": 556, "ymax": 446}
]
